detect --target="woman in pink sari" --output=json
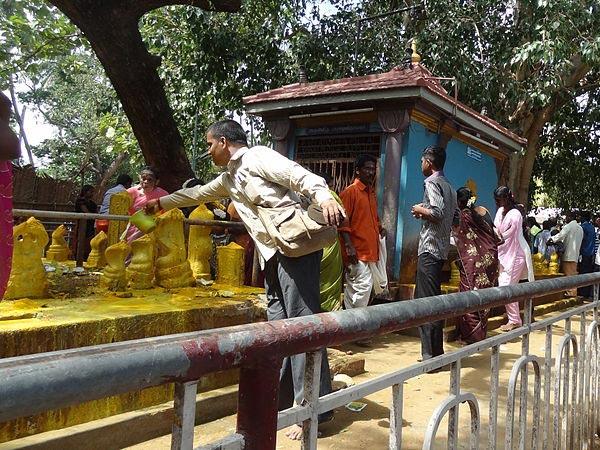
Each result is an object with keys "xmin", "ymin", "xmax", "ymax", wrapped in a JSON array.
[
  {"xmin": 126, "ymin": 167, "xmax": 168, "ymax": 242},
  {"xmin": 0, "ymin": 93, "xmax": 21, "ymax": 299},
  {"xmin": 494, "ymin": 186, "xmax": 525, "ymax": 331}
]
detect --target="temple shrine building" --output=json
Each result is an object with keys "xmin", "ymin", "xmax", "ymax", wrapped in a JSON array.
[{"xmin": 243, "ymin": 55, "xmax": 526, "ymax": 284}]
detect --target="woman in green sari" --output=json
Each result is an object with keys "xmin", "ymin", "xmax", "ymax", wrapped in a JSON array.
[{"xmin": 319, "ymin": 174, "xmax": 344, "ymax": 311}]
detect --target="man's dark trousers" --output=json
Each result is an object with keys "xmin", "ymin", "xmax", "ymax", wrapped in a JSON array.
[
  {"xmin": 579, "ymin": 254, "xmax": 595, "ymax": 298},
  {"xmin": 415, "ymin": 252, "xmax": 445, "ymax": 360},
  {"xmin": 264, "ymin": 250, "xmax": 332, "ymax": 411}
]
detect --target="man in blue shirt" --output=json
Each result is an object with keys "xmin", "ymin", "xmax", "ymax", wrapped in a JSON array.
[
  {"xmin": 99, "ymin": 174, "xmax": 133, "ymax": 214},
  {"xmin": 579, "ymin": 210, "xmax": 595, "ymax": 298}
]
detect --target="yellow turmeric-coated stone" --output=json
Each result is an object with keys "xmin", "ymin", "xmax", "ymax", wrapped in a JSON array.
[
  {"xmin": 154, "ymin": 209, "xmax": 195, "ymax": 289},
  {"xmin": 548, "ymin": 252, "xmax": 560, "ymax": 275},
  {"xmin": 127, "ymin": 233, "xmax": 155, "ymax": 289},
  {"xmin": 107, "ymin": 191, "xmax": 131, "ymax": 246},
  {"xmin": 45, "ymin": 224, "xmax": 69, "ymax": 262},
  {"xmin": 4, "ymin": 217, "xmax": 49, "ymax": 299},
  {"xmin": 448, "ymin": 260, "xmax": 460, "ymax": 287},
  {"xmin": 86, "ymin": 231, "xmax": 108, "ymax": 269},
  {"xmin": 216, "ymin": 242, "xmax": 245, "ymax": 286},
  {"xmin": 102, "ymin": 241, "xmax": 130, "ymax": 291},
  {"xmin": 533, "ymin": 252, "xmax": 548, "ymax": 275},
  {"xmin": 188, "ymin": 204, "xmax": 213, "ymax": 279}
]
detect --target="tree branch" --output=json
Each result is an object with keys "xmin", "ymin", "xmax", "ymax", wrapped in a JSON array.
[
  {"xmin": 8, "ymin": 76, "xmax": 35, "ymax": 168},
  {"xmin": 130, "ymin": 0, "xmax": 241, "ymax": 17}
]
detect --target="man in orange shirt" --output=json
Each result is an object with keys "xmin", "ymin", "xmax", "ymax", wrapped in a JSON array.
[{"xmin": 339, "ymin": 154, "xmax": 388, "ymax": 309}]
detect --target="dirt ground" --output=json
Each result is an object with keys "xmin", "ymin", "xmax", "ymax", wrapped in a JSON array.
[{"xmin": 129, "ymin": 310, "xmax": 587, "ymax": 449}]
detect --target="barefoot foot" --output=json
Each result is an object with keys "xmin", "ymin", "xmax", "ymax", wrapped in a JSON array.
[{"xmin": 285, "ymin": 424, "xmax": 303, "ymax": 440}]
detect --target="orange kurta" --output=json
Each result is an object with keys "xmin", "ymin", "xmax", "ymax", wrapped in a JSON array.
[{"xmin": 339, "ymin": 178, "xmax": 381, "ymax": 262}]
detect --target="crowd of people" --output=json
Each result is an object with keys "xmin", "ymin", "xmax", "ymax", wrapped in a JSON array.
[{"xmin": 4, "ymin": 104, "xmax": 600, "ymax": 440}]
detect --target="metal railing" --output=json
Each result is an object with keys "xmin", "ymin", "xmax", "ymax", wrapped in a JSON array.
[{"xmin": 1, "ymin": 273, "xmax": 600, "ymax": 449}]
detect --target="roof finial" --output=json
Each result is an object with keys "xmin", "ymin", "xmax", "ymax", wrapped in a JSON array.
[
  {"xmin": 298, "ymin": 66, "xmax": 308, "ymax": 84},
  {"xmin": 411, "ymin": 39, "xmax": 421, "ymax": 65}
]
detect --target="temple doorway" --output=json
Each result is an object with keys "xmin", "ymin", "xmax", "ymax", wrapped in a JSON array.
[{"xmin": 295, "ymin": 133, "xmax": 381, "ymax": 193}]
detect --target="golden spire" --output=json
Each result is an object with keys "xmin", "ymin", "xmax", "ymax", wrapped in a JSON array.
[{"xmin": 411, "ymin": 39, "xmax": 421, "ymax": 64}]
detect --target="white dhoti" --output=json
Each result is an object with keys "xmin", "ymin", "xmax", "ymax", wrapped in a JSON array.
[{"xmin": 344, "ymin": 237, "xmax": 388, "ymax": 309}]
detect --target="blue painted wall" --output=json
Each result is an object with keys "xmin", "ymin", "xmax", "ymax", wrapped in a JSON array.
[
  {"xmin": 288, "ymin": 120, "xmax": 501, "ymax": 283},
  {"xmin": 395, "ymin": 121, "xmax": 500, "ymax": 281}
]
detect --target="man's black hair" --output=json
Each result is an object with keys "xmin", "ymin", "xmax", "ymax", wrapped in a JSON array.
[
  {"xmin": 182, "ymin": 178, "xmax": 205, "ymax": 189},
  {"xmin": 355, "ymin": 154, "xmax": 377, "ymax": 171},
  {"xmin": 207, "ymin": 120, "xmax": 248, "ymax": 146},
  {"xmin": 526, "ymin": 216, "xmax": 538, "ymax": 227},
  {"xmin": 422, "ymin": 145, "xmax": 446, "ymax": 170},
  {"xmin": 80, "ymin": 184, "xmax": 94, "ymax": 196},
  {"xmin": 581, "ymin": 210, "xmax": 591, "ymax": 222},
  {"xmin": 565, "ymin": 209, "xmax": 575, "ymax": 221},
  {"xmin": 116, "ymin": 173, "xmax": 133, "ymax": 186}
]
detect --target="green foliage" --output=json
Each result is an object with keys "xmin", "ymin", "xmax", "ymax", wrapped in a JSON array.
[
  {"xmin": 0, "ymin": 1, "xmax": 140, "ymax": 186},
  {"xmin": 534, "ymin": 88, "xmax": 600, "ymax": 210},
  {"xmin": 2, "ymin": 0, "xmax": 599, "ymax": 201},
  {"xmin": 26, "ymin": 54, "xmax": 141, "ymax": 183},
  {"xmin": 139, "ymin": 1, "xmax": 307, "ymax": 173}
]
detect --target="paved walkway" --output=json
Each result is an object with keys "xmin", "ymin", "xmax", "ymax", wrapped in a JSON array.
[{"xmin": 129, "ymin": 309, "xmax": 589, "ymax": 449}]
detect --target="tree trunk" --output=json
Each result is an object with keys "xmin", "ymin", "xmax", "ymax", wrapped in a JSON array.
[
  {"xmin": 514, "ymin": 107, "xmax": 553, "ymax": 205},
  {"xmin": 48, "ymin": 0, "xmax": 241, "ymax": 193},
  {"xmin": 512, "ymin": 59, "xmax": 592, "ymax": 206},
  {"xmin": 9, "ymin": 77, "xmax": 35, "ymax": 168}
]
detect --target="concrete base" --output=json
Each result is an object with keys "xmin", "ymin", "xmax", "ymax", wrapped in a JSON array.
[{"xmin": 0, "ymin": 284, "xmax": 266, "ymax": 443}]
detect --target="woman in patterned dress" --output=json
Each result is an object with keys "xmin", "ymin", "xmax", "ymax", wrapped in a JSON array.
[
  {"xmin": 0, "ymin": 92, "xmax": 21, "ymax": 299},
  {"xmin": 453, "ymin": 187, "xmax": 500, "ymax": 343}
]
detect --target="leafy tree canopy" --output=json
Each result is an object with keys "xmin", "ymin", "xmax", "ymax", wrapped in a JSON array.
[{"xmin": 1, "ymin": 0, "xmax": 599, "ymax": 205}]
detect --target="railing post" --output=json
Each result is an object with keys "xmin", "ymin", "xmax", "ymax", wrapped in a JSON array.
[
  {"xmin": 171, "ymin": 380, "xmax": 199, "ymax": 450},
  {"xmin": 389, "ymin": 383, "xmax": 403, "ymax": 450},
  {"xmin": 519, "ymin": 298, "xmax": 533, "ymax": 448},
  {"xmin": 578, "ymin": 312, "xmax": 586, "ymax": 449},
  {"xmin": 237, "ymin": 358, "xmax": 282, "ymax": 450},
  {"xmin": 489, "ymin": 346, "xmax": 500, "ymax": 450},
  {"xmin": 302, "ymin": 351, "xmax": 322, "ymax": 450},
  {"xmin": 448, "ymin": 360, "xmax": 461, "ymax": 449},
  {"xmin": 543, "ymin": 325, "xmax": 552, "ymax": 450}
]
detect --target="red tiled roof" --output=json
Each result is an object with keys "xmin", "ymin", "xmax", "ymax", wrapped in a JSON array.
[{"xmin": 243, "ymin": 65, "xmax": 526, "ymax": 146}]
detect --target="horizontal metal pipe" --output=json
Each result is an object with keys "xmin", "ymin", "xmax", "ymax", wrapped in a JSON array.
[
  {"xmin": 12, "ymin": 208, "xmax": 244, "ymax": 228},
  {"xmin": 1, "ymin": 273, "xmax": 599, "ymax": 423}
]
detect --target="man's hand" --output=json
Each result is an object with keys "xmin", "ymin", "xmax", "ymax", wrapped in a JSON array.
[
  {"xmin": 145, "ymin": 198, "xmax": 161, "ymax": 215},
  {"xmin": 380, "ymin": 227, "xmax": 387, "ymax": 238},
  {"xmin": 411, "ymin": 203, "xmax": 426, "ymax": 219},
  {"xmin": 320, "ymin": 199, "xmax": 346, "ymax": 227},
  {"xmin": 345, "ymin": 243, "xmax": 358, "ymax": 266}
]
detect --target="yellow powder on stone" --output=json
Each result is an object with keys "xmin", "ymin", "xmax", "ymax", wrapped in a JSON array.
[
  {"xmin": 188, "ymin": 204, "xmax": 213, "ymax": 279},
  {"xmin": 216, "ymin": 242, "xmax": 245, "ymax": 286}
]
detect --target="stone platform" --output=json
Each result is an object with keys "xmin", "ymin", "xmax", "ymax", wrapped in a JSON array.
[{"xmin": 0, "ymin": 283, "xmax": 266, "ymax": 443}]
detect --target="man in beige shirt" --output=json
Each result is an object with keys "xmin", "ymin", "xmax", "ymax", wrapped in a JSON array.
[{"xmin": 146, "ymin": 119, "xmax": 345, "ymax": 440}]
